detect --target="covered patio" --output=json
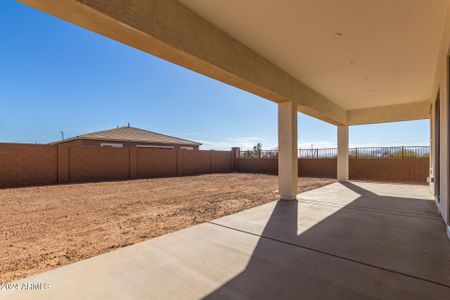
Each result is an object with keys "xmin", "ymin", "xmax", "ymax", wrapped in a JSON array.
[
  {"xmin": 7, "ymin": 0, "xmax": 450, "ymax": 298},
  {"xmin": 17, "ymin": 0, "xmax": 450, "ymax": 235},
  {"xmin": 2, "ymin": 181, "xmax": 449, "ymax": 299}
]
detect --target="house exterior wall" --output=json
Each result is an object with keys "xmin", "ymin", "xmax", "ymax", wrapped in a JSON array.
[
  {"xmin": 430, "ymin": 104, "xmax": 435, "ymax": 196},
  {"xmin": 429, "ymin": 8, "xmax": 450, "ymax": 229},
  {"xmin": 435, "ymin": 58, "xmax": 449, "ymax": 227}
]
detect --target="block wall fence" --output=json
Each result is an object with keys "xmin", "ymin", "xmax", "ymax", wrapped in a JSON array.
[
  {"xmin": 0, "ymin": 143, "xmax": 235, "ymax": 188},
  {"xmin": 0, "ymin": 143, "xmax": 428, "ymax": 188},
  {"xmin": 236, "ymin": 157, "xmax": 429, "ymax": 183}
]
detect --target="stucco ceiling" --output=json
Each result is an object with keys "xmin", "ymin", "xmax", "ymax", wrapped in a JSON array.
[{"xmin": 180, "ymin": 0, "xmax": 448, "ymax": 110}]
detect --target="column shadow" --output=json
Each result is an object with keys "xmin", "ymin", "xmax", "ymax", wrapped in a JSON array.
[{"xmin": 204, "ymin": 182, "xmax": 450, "ymax": 299}]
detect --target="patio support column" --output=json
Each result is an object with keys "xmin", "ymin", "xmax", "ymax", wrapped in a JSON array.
[
  {"xmin": 278, "ymin": 101, "xmax": 298, "ymax": 200},
  {"xmin": 337, "ymin": 125, "xmax": 349, "ymax": 181}
]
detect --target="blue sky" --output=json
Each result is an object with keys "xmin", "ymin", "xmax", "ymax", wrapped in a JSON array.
[{"xmin": 0, "ymin": 1, "xmax": 429, "ymax": 150}]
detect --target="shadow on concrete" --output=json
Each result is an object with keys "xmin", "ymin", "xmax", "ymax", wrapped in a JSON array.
[{"xmin": 204, "ymin": 181, "xmax": 450, "ymax": 299}]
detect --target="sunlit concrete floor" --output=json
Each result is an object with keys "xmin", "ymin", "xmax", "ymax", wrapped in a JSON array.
[{"xmin": 1, "ymin": 181, "xmax": 450, "ymax": 299}]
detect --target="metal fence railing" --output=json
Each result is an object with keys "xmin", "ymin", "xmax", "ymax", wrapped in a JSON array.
[
  {"xmin": 349, "ymin": 146, "xmax": 430, "ymax": 159},
  {"xmin": 299, "ymin": 148, "xmax": 338, "ymax": 158},
  {"xmin": 240, "ymin": 146, "xmax": 430, "ymax": 159}
]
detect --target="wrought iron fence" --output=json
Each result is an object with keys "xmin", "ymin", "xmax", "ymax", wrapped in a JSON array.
[
  {"xmin": 349, "ymin": 146, "xmax": 430, "ymax": 159},
  {"xmin": 240, "ymin": 146, "xmax": 429, "ymax": 159},
  {"xmin": 299, "ymin": 148, "xmax": 337, "ymax": 158}
]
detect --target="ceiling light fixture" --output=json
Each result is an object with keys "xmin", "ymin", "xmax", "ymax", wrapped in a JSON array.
[
  {"xmin": 363, "ymin": 77, "xmax": 369, "ymax": 80},
  {"xmin": 334, "ymin": 32, "xmax": 343, "ymax": 38},
  {"xmin": 349, "ymin": 60, "xmax": 356, "ymax": 64}
]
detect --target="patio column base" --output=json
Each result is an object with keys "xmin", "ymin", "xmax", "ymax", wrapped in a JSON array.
[{"xmin": 279, "ymin": 195, "xmax": 298, "ymax": 201}]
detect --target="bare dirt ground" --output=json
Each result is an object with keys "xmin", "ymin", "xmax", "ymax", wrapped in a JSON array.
[{"xmin": 0, "ymin": 173, "xmax": 334, "ymax": 282}]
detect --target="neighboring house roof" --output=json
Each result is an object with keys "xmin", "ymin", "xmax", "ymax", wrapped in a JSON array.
[{"xmin": 51, "ymin": 126, "xmax": 201, "ymax": 146}]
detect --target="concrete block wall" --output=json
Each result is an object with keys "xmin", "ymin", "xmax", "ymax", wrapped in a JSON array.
[
  {"xmin": 237, "ymin": 158, "xmax": 337, "ymax": 178},
  {"xmin": 299, "ymin": 159, "xmax": 337, "ymax": 178},
  {"xmin": 0, "ymin": 143, "xmax": 428, "ymax": 188},
  {"xmin": 0, "ymin": 143, "xmax": 58, "ymax": 188},
  {"xmin": 137, "ymin": 148, "xmax": 178, "ymax": 178},
  {"xmin": 237, "ymin": 157, "xmax": 429, "ymax": 183},
  {"xmin": 213, "ymin": 151, "xmax": 234, "ymax": 173},
  {"xmin": 182, "ymin": 150, "xmax": 215, "ymax": 175},
  {"xmin": 68, "ymin": 146, "xmax": 131, "ymax": 183},
  {"xmin": 0, "ymin": 143, "xmax": 235, "ymax": 188},
  {"xmin": 178, "ymin": 150, "xmax": 234, "ymax": 175},
  {"xmin": 349, "ymin": 158, "xmax": 429, "ymax": 183},
  {"xmin": 238, "ymin": 158, "xmax": 278, "ymax": 175}
]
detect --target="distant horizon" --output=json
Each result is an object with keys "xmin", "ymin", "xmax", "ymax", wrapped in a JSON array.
[{"xmin": 0, "ymin": 2, "xmax": 430, "ymax": 151}]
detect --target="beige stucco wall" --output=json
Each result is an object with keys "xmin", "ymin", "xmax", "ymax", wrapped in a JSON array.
[
  {"xmin": 436, "ymin": 63, "xmax": 449, "ymax": 227},
  {"xmin": 429, "ymin": 4, "xmax": 450, "ymax": 228},
  {"xmin": 347, "ymin": 101, "xmax": 430, "ymax": 125}
]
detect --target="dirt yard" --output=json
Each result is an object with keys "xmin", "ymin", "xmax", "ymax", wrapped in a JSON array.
[{"xmin": 0, "ymin": 173, "xmax": 334, "ymax": 282}]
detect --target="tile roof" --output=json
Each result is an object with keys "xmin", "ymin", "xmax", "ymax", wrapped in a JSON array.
[{"xmin": 52, "ymin": 126, "xmax": 201, "ymax": 146}]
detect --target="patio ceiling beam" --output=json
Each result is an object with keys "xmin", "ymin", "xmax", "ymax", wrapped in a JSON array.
[
  {"xmin": 18, "ymin": 0, "xmax": 347, "ymax": 125},
  {"xmin": 347, "ymin": 101, "xmax": 431, "ymax": 125}
]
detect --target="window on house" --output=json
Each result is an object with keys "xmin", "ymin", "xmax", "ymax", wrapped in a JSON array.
[
  {"xmin": 136, "ymin": 145, "xmax": 175, "ymax": 149},
  {"xmin": 100, "ymin": 143, "xmax": 123, "ymax": 148}
]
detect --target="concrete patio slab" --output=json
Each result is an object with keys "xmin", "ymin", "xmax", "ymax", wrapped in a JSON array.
[
  {"xmin": 1, "ymin": 181, "xmax": 449, "ymax": 299},
  {"xmin": 213, "ymin": 181, "xmax": 450, "ymax": 286}
]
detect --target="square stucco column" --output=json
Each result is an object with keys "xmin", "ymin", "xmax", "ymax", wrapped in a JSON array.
[
  {"xmin": 278, "ymin": 101, "xmax": 298, "ymax": 200},
  {"xmin": 337, "ymin": 125, "xmax": 349, "ymax": 181}
]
